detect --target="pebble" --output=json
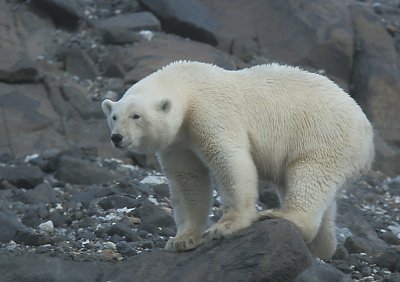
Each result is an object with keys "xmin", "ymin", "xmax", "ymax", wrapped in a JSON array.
[
  {"xmin": 103, "ymin": 241, "xmax": 116, "ymax": 250},
  {"xmin": 140, "ymin": 175, "xmax": 167, "ymax": 185},
  {"xmin": 38, "ymin": 220, "xmax": 54, "ymax": 233}
]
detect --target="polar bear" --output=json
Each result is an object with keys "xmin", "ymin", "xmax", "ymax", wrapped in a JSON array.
[{"xmin": 101, "ymin": 61, "xmax": 374, "ymax": 259}]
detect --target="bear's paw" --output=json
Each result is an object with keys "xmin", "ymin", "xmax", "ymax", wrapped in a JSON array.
[{"xmin": 165, "ymin": 234, "xmax": 201, "ymax": 252}]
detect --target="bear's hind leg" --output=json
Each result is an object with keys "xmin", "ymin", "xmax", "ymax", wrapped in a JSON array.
[
  {"xmin": 259, "ymin": 157, "xmax": 343, "ymax": 258},
  {"xmin": 307, "ymin": 201, "xmax": 337, "ymax": 260},
  {"xmin": 159, "ymin": 149, "xmax": 212, "ymax": 252}
]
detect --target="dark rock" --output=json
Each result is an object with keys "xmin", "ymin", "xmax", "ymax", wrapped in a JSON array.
[
  {"xmin": 137, "ymin": 200, "xmax": 174, "ymax": 227},
  {"xmin": 121, "ymin": 33, "xmax": 237, "ymax": 83},
  {"xmin": 35, "ymin": 245, "xmax": 51, "ymax": 254},
  {"xmin": 21, "ymin": 208, "xmax": 42, "ymax": 228},
  {"xmin": 49, "ymin": 210, "xmax": 66, "ymax": 227},
  {"xmin": 116, "ymin": 241, "xmax": 138, "ymax": 256},
  {"xmin": 0, "ymin": 1, "xmax": 39, "ymax": 83},
  {"xmin": 349, "ymin": 3, "xmax": 400, "ymax": 176},
  {"xmin": 63, "ymin": 146, "xmax": 99, "ymax": 160},
  {"xmin": 201, "ymin": 0, "xmax": 353, "ymax": 86},
  {"xmin": 159, "ymin": 227, "xmax": 175, "ymax": 237},
  {"xmin": 31, "ymin": 0, "xmax": 82, "ymax": 28},
  {"xmin": 344, "ymin": 236, "xmax": 373, "ymax": 254},
  {"xmin": 332, "ymin": 260, "xmax": 353, "ymax": 275},
  {"xmin": 71, "ymin": 186, "xmax": 115, "ymax": 207},
  {"xmin": 61, "ymin": 83, "xmax": 103, "ymax": 120},
  {"xmin": 0, "ymin": 52, "xmax": 38, "ymax": 83},
  {"xmin": 19, "ymin": 182, "xmax": 59, "ymax": 204},
  {"xmin": 65, "ymin": 48, "xmax": 98, "ymax": 79},
  {"xmin": 379, "ymin": 231, "xmax": 400, "ymax": 245},
  {"xmin": 0, "ymin": 82, "xmax": 68, "ymax": 159},
  {"xmin": 102, "ymin": 61, "xmax": 125, "ymax": 78},
  {"xmin": 0, "ymin": 165, "xmax": 44, "ymax": 189},
  {"xmin": 14, "ymin": 230, "xmax": 52, "ymax": 246},
  {"xmin": 0, "ymin": 252, "xmax": 111, "ymax": 282},
  {"xmin": 139, "ymin": 0, "xmax": 217, "ymax": 45},
  {"xmin": 373, "ymin": 249, "xmax": 400, "ymax": 272},
  {"xmin": 0, "ymin": 180, "xmax": 17, "ymax": 190},
  {"xmin": 0, "ymin": 153, "xmax": 13, "ymax": 164},
  {"xmin": 55, "ymin": 155, "xmax": 115, "ymax": 185},
  {"xmin": 76, "ymin": 229, "xmax": 96, "ymax": 241},
  {"xmin": 107, "ymin": 223, "xmax": 141, "ymax": 242},
  {"xmin": 152, "ymin": 183, "xmax": 170, "ymax": 199},
  {"xmin": 98, "ymin": 195, "xmax": 139, "ymax": 210},
  {"xmin": 0, "ymin": 208, "xmax": 29, "ymax": 243},
  {"xmin": 337, "ymin": 200, "xmax": 387, "ymax": 253},
  {"xmin": 138, "ymin": 223, "xmax": 159, "ymax": 235},
  {"xmin": 295, "ymin": 263, "xmax": 353, "ymax": 282},
  {"xmin": 332, "ymin": 246, "xmax": 350, "ymax": 261},
  {"xmin": 94, "ymin": 12, "xmax": 161, "ymax": 44},
  {"xmin": 112, "ymin": 0, "xmax": 141, "ymax": 14},
  {"xmin": 105, "ymin": 220, "xmax": 313, "ymax": 282},
  {"xmin": 74, "ymin": 217, "xmax": 97, "ymax": 229},
  {"xmin": 27, "ymin": 149, "xmax": 61, "ymax": 173}
]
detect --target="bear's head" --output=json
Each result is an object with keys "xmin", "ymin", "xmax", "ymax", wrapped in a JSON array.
[{"xmin": 101, "ymin": 93, "xmax": 181, "ymax": 154}]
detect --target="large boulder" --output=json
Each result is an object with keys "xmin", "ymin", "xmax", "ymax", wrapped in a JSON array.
[
  {"xmin": 30, "ymin": 0, "xmax": 83, "ymax": 28},
  {"xmin": 106, "ymin": 220, "xmax": 313, "ymax": 282},
  {"xmin": 0, "ymin": 1, "xmax": 39, "ymax": 83},
  {"xmin": 118, "ymin": 33, "xmax": 238, "ymax": 83},
  {"xmin": 0, "ymin": 83, "xmax": 68, "ymax": 158},
  {"xmin": 94, "ymin": 12, "xmax": 161, "ymax": 44},
  {"xmin": 348, "ymin": 3, "xmax": 400, "ymax": 176},
  {"xmin": 199, "ymin": 0, "xmax": 354, "ymax": 88},
  {"xmin": 0, "ymin": 208, "xmax": 30, "ymax": 243},
  {"xmin": 139, "ymin": 0, "xmax": 217, "ymax": 45}
]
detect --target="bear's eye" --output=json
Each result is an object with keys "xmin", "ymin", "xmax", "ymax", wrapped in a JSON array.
[
  {"xmin": 132, "ymin": 114, "xmax": 141, "ymax": 120},
  {"xmin": 112, "ymin": 115, "xmax": 117, "ymax": 121}
]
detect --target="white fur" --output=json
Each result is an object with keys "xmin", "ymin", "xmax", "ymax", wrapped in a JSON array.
[{"xmin": 102, "ymin": 61, "xmax": 374, "ymax": 259}]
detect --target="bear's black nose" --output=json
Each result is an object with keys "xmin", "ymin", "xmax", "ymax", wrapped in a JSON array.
[{"xmin": 111, "ymin": 133, "xmax": 123, "ymax": 144}]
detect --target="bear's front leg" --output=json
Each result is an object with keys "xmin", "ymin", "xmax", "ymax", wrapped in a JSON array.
[
  {"xmin": 158, "ymin": 149, "xmax": 212, "ymax": 252},
  {"xmin": 202, "ymin": 148, "xmax": 259, "ymax": 242}
]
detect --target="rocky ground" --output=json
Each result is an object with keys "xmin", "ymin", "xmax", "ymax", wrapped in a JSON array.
[
  {"xmin": 0, "ymin": 148, "xmax": 399, "ymax": 281},
  {"xmin": 0, "ymin": 0, "xmax": 400, "ymax": 281}
]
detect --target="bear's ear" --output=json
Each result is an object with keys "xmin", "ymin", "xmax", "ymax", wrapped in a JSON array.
[
  {"xmin": 101, "ymin": 99, "xmax": 114, "ymax": 116},
  {"xmin": 158, "ymin": 99, "xmax": 172, "ymax": 113}
]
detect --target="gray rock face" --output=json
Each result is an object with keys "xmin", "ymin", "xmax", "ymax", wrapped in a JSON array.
[
  {"xmin": 348, "ymin": 3, "xmax": 400, "ymax": 176},
  {"xmin": 200, "ymin": 0, "xmax": 354, "ymax": 87},
  {"xmin": 121, "ymin": 33, "xmax": 237, "ymax": 83},
  {"xmin": 0, "ymin": 1, "xmax": 38, "ymax": 83},
  {"xmin": 65, "ymin": 48, "xmax": 98, "ymax": 79},
  {"xmin": 0, "ymin": 0, "xmax": 398, "ymax": 174},
  {"xmin": 106, "ymin": 220, "xmax": 313, "ymax": 282}
]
